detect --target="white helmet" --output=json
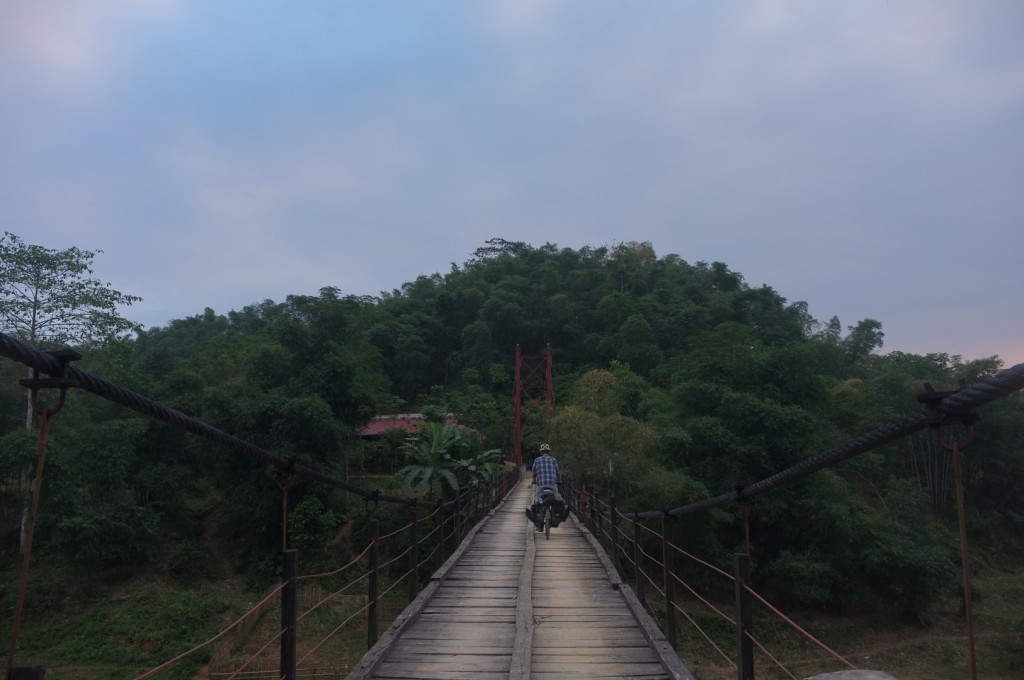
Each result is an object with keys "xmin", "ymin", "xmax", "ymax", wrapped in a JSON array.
[{"xmin": 539, "ymin": 443, "xmax": 551, "ymax": 452}]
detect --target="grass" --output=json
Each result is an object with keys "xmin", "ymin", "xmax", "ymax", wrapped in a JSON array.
[
  {"xmin": 0, "ymin": 471, "xmax": 449, "ymax": 679},
  {"xmin": 4, "ymin": 483, "xmax": 1020, "ymax": 679},
  {"xmin": 1, "ymin": 529, "xmax": 425, "ymax": 679},
  {"xmin": 0, "ymin": 573, "xmax": 238, "ymax": 680},
  {"xmin": 667, "ymin": 566, "xmax": 1024, "ymax": 679},
  {"xmin": 5, "ymin": 565, "xmax": 1021, "ymax": 679}
]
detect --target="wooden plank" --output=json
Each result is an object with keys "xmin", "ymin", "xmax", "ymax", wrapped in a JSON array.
[
  {"xmin": 427, "ymin": 484, "xmax": 519, "ymax": 584},
  {"xmin": 384, "ymin": 642, "xmax": 512, "ymax": 655},
  {"xmin": 528, "ymin": 513, "xmax": 675, "ymax": 679},
  {"xmin": 424, "ymin": 602, "xmax": 517, "ymax": 610},
  {"xmin": 508, "ymin": 514, "xmax": 533, "ymax": 680},
  {"xmin": 348, "ymin": 480, "xmax": 527, "ymax": 680},
  {"xmin": 532, "ymin": 661, "xmax": 669, "ymax": 672},
  {"xmin": 535, "ymin": 602, "xmax": 633, "ymax": 609},
  {"xmin": 385, "ymin": 651, "xmax": 511, "ymax": 659},
  {"xmin": 376, "ymin": 658, "xmax": 510, "ymax": 672},
  {"xmin": 534, "ymin": 619, "xmax": 647, "ymax": 627},
  {"xmin": 533, "ymin": 649, "xmax": 669, "ymax": 661},
  {"xmin": 398, "ymin": 627, "xmax": 514, "ymax": 640},
  {"xmin": 532, "ymin": 634, "xmax": 652, "ymax": 646},
  {"xmin": 373, "ymin": 668, "xmax": 506, "ymax": 680},
  {"xmin": 345, "ymin": 580, "xmax": 441, "ymax": 680},
  {"xmin": 417, "ymin": 615, "xmax": 516, "ymax": 624},
  {"xmin": 531, "ymin": 674, "xmax": 669, "ymax": 680}
]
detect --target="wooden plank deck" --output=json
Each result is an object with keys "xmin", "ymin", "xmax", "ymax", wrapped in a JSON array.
[
  {"xmin": 348, "ymin": 479, "xmax": 694, "ymax": 680},
  {"xmin": 530, "ymin": 512, "xmax": 684, "ymax": 680}
]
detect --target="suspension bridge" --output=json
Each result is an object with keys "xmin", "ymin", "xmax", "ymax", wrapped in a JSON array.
[
  {"xmin": 348, "ymin": 478, "xmax": 690, "ymax": 680},
  {"xmin": 2, "ymin": 330, "xmax": 1023, "ymax": 680}
]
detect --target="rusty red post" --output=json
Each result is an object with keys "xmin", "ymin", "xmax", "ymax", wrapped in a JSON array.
[
  {"xmin": 936, "ymin": 424, "xmax": 978, "ymax": 680},
  {"xmin": 7, "ymin": 352, "xmax": 78, "ymax": 680}
]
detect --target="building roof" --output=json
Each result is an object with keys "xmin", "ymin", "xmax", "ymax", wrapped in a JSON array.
[{"xmin": 358, "ymin": 413, "xmax": 459, "ymax": 438}]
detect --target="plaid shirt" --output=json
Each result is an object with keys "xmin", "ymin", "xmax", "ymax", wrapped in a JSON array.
[{"xmin": 532, "ymin": 453, "xmax": 560, "ymax": 489}]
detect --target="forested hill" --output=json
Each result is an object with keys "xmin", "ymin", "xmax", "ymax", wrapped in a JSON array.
[{"xmin": 2, "ymin": 239, "xmax": 1022, "ymax": 618}]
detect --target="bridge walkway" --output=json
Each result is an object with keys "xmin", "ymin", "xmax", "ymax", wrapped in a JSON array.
[{"xmin": 348, "ymin": 480, "xmax": 692, "ymax": 680}]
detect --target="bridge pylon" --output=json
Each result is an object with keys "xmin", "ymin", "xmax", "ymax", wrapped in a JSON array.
[{"xmin": 513, "ymin": 343, "xmax": 553, "ymax": 469}]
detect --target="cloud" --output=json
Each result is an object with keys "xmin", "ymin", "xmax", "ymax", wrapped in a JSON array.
[
  {"xmin": 479, "ymin": 0, "xmax": 565, "ymax": 34},
  {"xmin": 0, "ymin": 0, "xmax": 179, "ymax": 89},
  {"xmin": 1, "ymin": 1, "xmax": 1021, "ymax": 365}
]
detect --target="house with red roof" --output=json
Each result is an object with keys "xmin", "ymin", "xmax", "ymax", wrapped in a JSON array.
[{"xmin": 357, "ymin": 413, "xmax": 461, "ymax": 439}]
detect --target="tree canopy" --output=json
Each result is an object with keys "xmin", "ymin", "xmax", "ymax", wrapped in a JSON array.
[
  {"xmin": 0, "ymin": 231, "xmax": 142, "ymax": 347},
  {"xmin": 1, "ymin": 236, "xmax": 1021, "ymax": 620}
]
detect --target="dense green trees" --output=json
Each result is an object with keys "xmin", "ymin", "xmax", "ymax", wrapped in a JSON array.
[
  {"xmin": 0, "ymin": 232, "xmax": 142, "ymax": 350},
  {"xmin": 1, "ymin": 237, "xmax": 1021, "ymax": 622}
]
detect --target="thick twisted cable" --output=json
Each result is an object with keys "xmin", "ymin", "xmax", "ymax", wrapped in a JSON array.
[
  {"xmin": 0, "ymin": 332, "xmax": 436, "ymax": 508},
  {"xmin": 937, "ymin": 362, "xmax": 1024, "ymax": 415},
  {"xmin": 626, "ymin": 362, "xmax": 1024, "ymax": 520}
]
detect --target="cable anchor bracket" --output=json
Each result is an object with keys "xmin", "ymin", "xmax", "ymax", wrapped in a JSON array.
[
  {"xmin": 917, "ymin": 382, "xmax": 981, "ymax": 431},
  {"xmin": 19, "ymin": 348, "xmax": 82, "ymax": 416}
]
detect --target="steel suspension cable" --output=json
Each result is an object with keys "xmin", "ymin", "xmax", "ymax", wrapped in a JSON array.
[
  {"xmin": 0, "ymin": 331, "xmax": 438, "ymax": 509},
  {"xmin": 621, "ymin": 362, "xmax": 1024, "ymax": 520}
]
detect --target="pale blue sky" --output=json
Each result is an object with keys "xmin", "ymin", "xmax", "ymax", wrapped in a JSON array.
[{"xmin": 2, "ymin": 1, "xmax": 1022, "ymax": 365}]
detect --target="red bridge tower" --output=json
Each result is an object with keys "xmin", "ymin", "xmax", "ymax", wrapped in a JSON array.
[{"xmin": 513, "ymin": 344, "xmax": 553, "ymax": 468}]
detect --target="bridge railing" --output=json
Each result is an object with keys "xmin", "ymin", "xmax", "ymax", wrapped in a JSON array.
[
  {"xmin": 0, "ymin": 330, "xmax": 520, "ymax": 679},
  {"xmin": 198, "ymin": 468, "xmax": 519, "ymax": 679},
  {"xmin": 562, "ymin": 360, "xmax": 1024, "ymax": 680},
  {"xmin": 562, "ymin": 478, "xmax": 858, "ymax": 679}
]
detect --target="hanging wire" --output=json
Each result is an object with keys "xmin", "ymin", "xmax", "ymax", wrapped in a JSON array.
[
  {"xmin": 132, "ymin": 584, "xmax": 286, "ymax": 680},
  {"xmin": 297, "ymin": 573, "xmax": 370, "ymax": 623},
  {"xmin": 669, "ymin": 570, "xmax": 736, "ymax": 625},
  {"xmin": 671, "ymin": 600, "xmax": 737, "ymax": 669},
  {"xmin": 744, "ymin": 582, "xmax": 857, "ymax": 670},
  {"xmin": 745, "ymin": 631, "xmax": 800, "ymax": 680},
  {"xmin": 223, "ymin": 628, "xmax": 287, "ymax": 680}
]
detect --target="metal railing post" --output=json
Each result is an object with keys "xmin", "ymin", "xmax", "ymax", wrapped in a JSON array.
[
  {"xmin": 280, "ymin": 549, "xmax": 297, "ymax": 680},
  {"xmin": 589, "ymin": 485, "xmax": 598, "ymax": 537},
  {"xmin": 407, "ymin": 505, "xmax": 419, "ymax": 604},
  {"xmin": 439, "ymin": 502, "xmax": 448, "ymax": 568},
  {"xmin": 661, "ymin": 515, "xmax": 677, "ymax": 650},
  {"xmin": 585, "ymin": 481, "xmax": 593, "ymax": 528},
  {"xmin": 368, "ymin": 519, "xmax": 379, "ymax": 648},
  {"xmin": 633, "ymin": 514, "xmax": 644, "ymax": 605},
  {"xmin": 610, "ymin": 494, "xmax": 619, "ymax": 572},
  {"xmin": 734, "ymin": 553, "xmax": 754, "ymax": 680},
  {"xmin": 568, "ymin": 477, "xmax": 576, "ymax": 518},
  {"xmin": 455, "ymin": 494, "xmax": 463, "ymax": 543}
]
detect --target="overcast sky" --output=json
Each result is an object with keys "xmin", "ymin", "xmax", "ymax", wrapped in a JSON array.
[{"xmin": 2, "ymin": 1, "xmax": 1022, "ymax": 366}]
